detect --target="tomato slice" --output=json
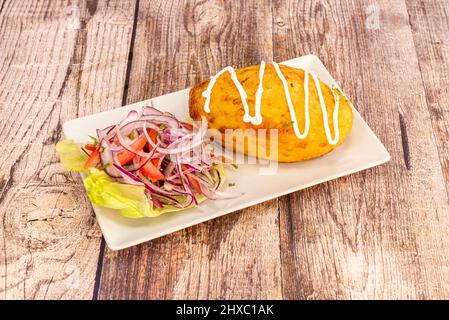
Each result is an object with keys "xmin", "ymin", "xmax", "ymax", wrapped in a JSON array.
[
  {"xmin": 181, "ymin": 122, "xmax": 193, "ymax": 131},
  {"xmin": 151, "ymin": 157, "xmax": 161, "ymax": 167},
  {"xmin": 84, "ymin": 144, "xmax": 97, "ymax": 151},
  {"xmin": 148, "ymin": 129, "xmax": 158, "ymax": 151},
  {"xmin": 140, "ymin": 159, "xmax": 164, "ymax": 182},
  {"xmin": 117, "ymin": 130, "xmax": 157, "ymax": 166},
  {"xmin": 181, "ymin": 164, "xmax": 202, "ymax": 194},
  {"xmin": 84, "ymin": 149, "xmax": 100, "ymax": 169},
  {"xmin": 188, "ymin": 175, "xmax": 202, "ymax": 195}
]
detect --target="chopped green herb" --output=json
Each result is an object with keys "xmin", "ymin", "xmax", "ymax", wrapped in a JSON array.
[
  {"xmin": 228, "ymin": 183, "xmax": 236, "ymax": 187},
  {"xmin": 283, "ymin": 120, "xmax": 295, "ymax": 128},
  {"xmin": 263, "ymin": 84, "xmax": 272, "ymax": 90},
  {"xmin": 332, "ymin": 86, "xmax": 342, "ymax": 96},
  {"xmin": 129, "ymin": 131, "xmax": 138, "ymax": 140},
  {"xmin": 159, "ymin": 124, "xmax": 166, "ymax": 130},
  {"xmin": 103, "ymin": 163, "xmax": 110, "ymax": 169},
  {"xmin": 88, "ymin": 135, "xmax": 99, "ymax": 146},
  {"xmin": 231, "ymin": 163, "xmax": 238, "ymax": 169}
]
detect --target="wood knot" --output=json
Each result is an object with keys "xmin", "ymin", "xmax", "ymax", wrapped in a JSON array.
[
  {"xmin": 4, "ymin": 186, "xmax": 100, "ymax": 251},
  {"xmin": 183, "ymin": 1, "xmax": 226, "ymax": 36}
]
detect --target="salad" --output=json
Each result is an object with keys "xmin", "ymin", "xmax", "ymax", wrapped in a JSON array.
[{"xmin": 56, "ymin": 106, "xmax": 235, "ymax": 218}]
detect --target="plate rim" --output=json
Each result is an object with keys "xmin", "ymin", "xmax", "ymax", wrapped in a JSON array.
[{"xmin": 63, "ymin": 54, "xmax": 390, "ymax": 250}]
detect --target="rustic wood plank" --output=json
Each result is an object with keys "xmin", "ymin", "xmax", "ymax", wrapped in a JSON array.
[
  {"xmin": 0, "ymin": 0, "xmax": 135, "ymax": 299},
  {"xmin": 3, "ymin": 0, "xmax": 448, "ymax": 300},
  {"xmin": 273, "ymin": 0, "xmax": 449, "ymax": 299},
  {"xmin": 97, "ymin": 0, "xmax": 283, "ymax": 299},
  {"xmin": 406, "ymin": 0, "xmax": 449, "ymax": 201}
]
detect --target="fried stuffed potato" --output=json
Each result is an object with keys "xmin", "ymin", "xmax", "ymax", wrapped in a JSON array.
[{"xmin": 189, "ymin": 63, "xmax": 354, "ymax": 162}]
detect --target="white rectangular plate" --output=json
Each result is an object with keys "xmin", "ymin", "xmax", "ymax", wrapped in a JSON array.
[{"xmin": 63, "ymin": 55, "xmax": 390, "ymax": 250}]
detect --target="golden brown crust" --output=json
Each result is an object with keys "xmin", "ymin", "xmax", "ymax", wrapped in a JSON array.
[{"xmin": 189, "ymin": 63, "xmax": 354, "ymax": 162}]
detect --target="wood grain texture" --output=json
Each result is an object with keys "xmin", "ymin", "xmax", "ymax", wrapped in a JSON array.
[
  {"xmin": 97, "ymin": 0, "xmax": 282, "ymax": 300},
  {"xmin": 273, "ymin": 0, "xmax": 449, "ymax": 299},
  {"xmin": 2, "ymin": 0, "xmax": 449, "ymax": 300},
  {"xmin": 406, "ymin": 0, "xmax": 449, "ymax": 200},
  {"xmin": 0, "ymin": 0, "xmax": 135, "ymax": 299}
]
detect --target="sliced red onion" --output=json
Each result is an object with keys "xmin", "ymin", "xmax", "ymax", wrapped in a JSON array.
[
  {"xmin": 126, "ymin": 143, "xmax": 160, "ymax": 172},
  {"xmin": 184, "ymin": 163, "xmax": 204, "ymax": 172},
  {"xmin": 141, "ymin": 105, "xmax": 163, "ymax": 116},
  {"xmin": 151, "ymin": 198, "xmax": 163, "ymax": 208},
  {"xmin": 113, "ymin": 164, "xmax": 186, "ymax": 203},
  {"xmin": 160, "ymin": 129, "xmax": 173, "ymax": 143},
  {"xmin": 110, "ymin": 163, "xmax": 144, "ymax": 186},
  {"xmin": 122, "ymin": 120, "xmax": 160, "ymax": 135},
  {"xmin": 99, "ymin": 140, "xmax": 122, "ymax": 178},
  {"xmin": 199, "ymin": 184, "xmax": 241, "ymax": 200},
  {"xmin": 85, "ymin": 106, "xmax": 239, "ymax": 210},
  {"xmin": 118, "ymin": 110, "xmax": 140, "ymax": 128},
  {"xmin": 140, "ymin": 114, "xmax": 179, "ymax": 128},
  {"xmin": 152, "ymin": 131, "xmax": 205, "ymax": 155},
  {"xmin": 187, "ymin": 172, "xmax": 213, "ymax": 188},
  {"xmin": 96, "ymin": 125, "xmax": 116, "ymax": 142},
  {"xmin": 175, "ymin": 155, "xmax": 198, "ymax": 205},
  {"xmin": 148, "ymin": 182, "xmax": 194, "ymax": 208}
]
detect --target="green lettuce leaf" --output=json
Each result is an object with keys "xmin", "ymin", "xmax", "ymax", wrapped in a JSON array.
[
  {"xmin": 83, "ymin": 168, "xmax": 151, "ymax": 218},
  {"xmin": 56, "ymin": 139, "xmax": 88, "ymax": 172},
  {"xmin": 82, "ymin": 167, "xmax": 226, "ymax": 218}
]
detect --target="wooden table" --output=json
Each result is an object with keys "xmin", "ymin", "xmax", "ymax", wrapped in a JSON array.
[{"xmin": 1, "ymin": 0, "xmax": 448, "ymax": 300}]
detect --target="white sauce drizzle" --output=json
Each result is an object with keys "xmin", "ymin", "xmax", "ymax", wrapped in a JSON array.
[
  {"xmin": 272, "ymin": 61, "xmax": 340, "ymax": 145},
  {"xmin": 309, "ymin": 71, "xmax": 340, "ymax": 145},
  {"xmin": 202, "ymin": 61, "xmax": 341, "ymax": 145},
  {"xmin": 252, "ymin": 61, "xmax": 266, "ymax": 125},
  {"xmin": 272, "ymin": 61, "xmax": 310, "ymax": 139},
  {"xmin": 202, "ymin": 66, "xmax": 252, "ymax": 123}
]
